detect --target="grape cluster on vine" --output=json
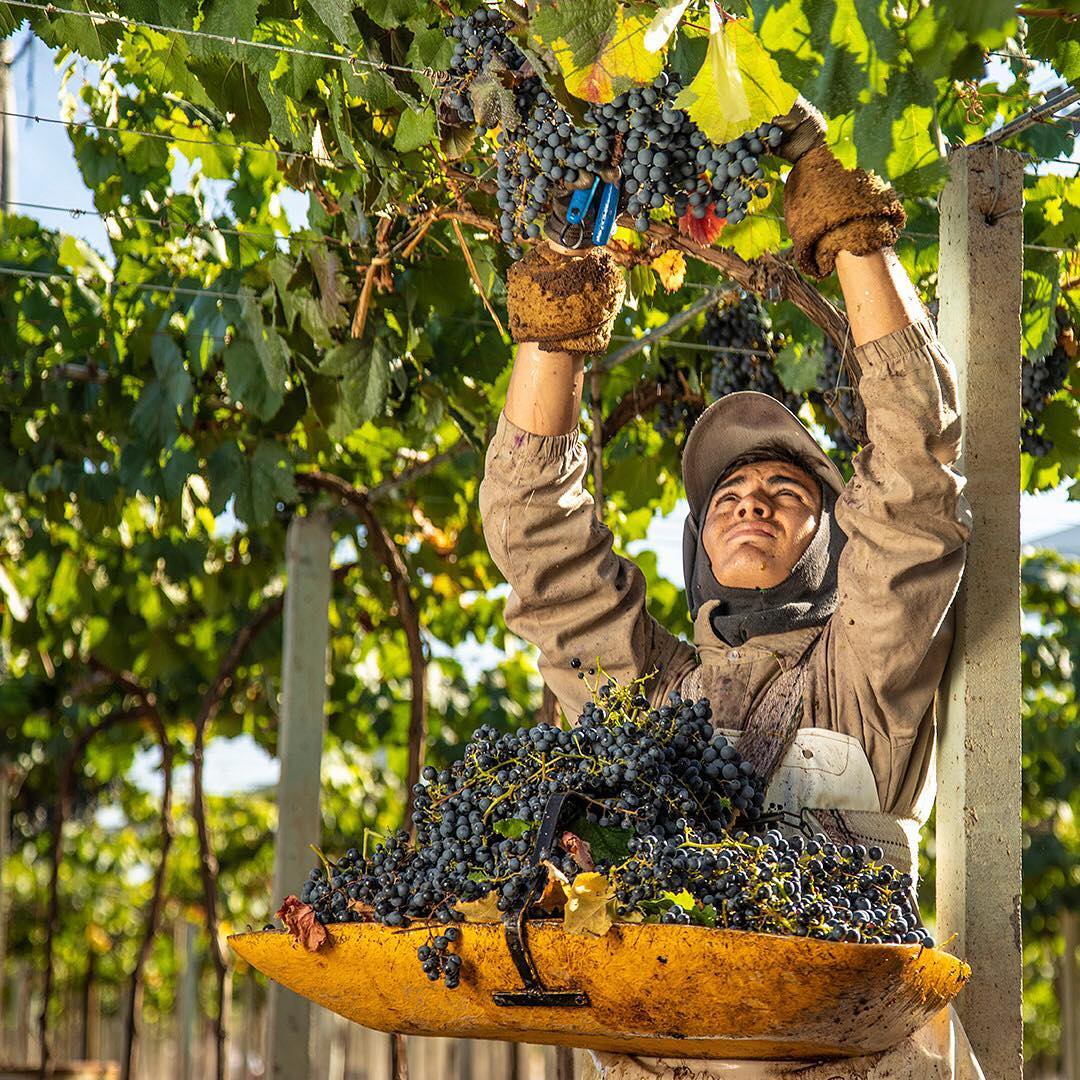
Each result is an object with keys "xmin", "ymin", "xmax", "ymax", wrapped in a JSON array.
[
  {"xmin": 655, "ymin": 353, "xmax": 705, "ymax": 437},
  {"xmin": 1022, "ymin": 307, "xmax": 1074, "ymax": 456},
  {"xmin": 703, "ymin": 296, "xmax": 799, "ymax": 410},
  {"xmin": 442, "ymin": 8, "xmax": 781, "ymax": 255},
  {"xmin": 287, "ymin": 666, "xmax": 933, "ymax": 991}
]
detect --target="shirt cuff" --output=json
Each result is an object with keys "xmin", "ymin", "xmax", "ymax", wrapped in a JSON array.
[
  {"xmin": 493, "ymin": 410, "xmax": 582, "ymax": 464},
  {"xmin": 853, "ymin": 318, "xmax": 939, "ymax": 376}
]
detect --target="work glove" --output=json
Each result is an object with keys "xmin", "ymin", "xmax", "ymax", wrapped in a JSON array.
[
  {"xmin": 773, "ymin": 98, "xmax": 906, "ymax": 279},
  {"xmin": 506, "ymin": 242, "xmax": 625, "ymax": 357}
]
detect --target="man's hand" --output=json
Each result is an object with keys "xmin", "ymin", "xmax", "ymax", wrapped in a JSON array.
[{"xmin": 772, "ymin": 100, "xmax": 906, "ymax": 279}]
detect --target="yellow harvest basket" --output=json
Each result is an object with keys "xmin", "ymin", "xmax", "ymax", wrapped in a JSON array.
[{"xmin": 229, "ymin": 920, "xmax": 969, "ymax": 1060}]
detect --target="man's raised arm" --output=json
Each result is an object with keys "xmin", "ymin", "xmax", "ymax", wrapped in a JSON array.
[
  {"xmin": 479, "ymin": 247, "xmax": 692, "ymax": 718},
  {"xmin": 777, "ymin": 113, "xmax": 971, "ymax": 811}
]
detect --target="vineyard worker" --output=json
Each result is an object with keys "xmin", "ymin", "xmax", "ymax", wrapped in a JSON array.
[{"xmin": 479, "ymin": 101, "xmax": 983, "ymax": 1080}]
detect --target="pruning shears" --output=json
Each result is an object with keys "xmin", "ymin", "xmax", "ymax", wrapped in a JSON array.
[{"xmin": 560, "ymin": 173, "xmax": 620, "ymax": 249}]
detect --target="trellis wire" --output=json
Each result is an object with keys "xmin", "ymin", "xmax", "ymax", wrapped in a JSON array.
[
  {"xmin": 5, "ymin": 196, "xmax": 360, "ymax": 253},
  {"xmin": 3, "ymin": 0, "xmax": 442, "ymax": 78},
  {"xmin": 609, "ymin": 335, "xmax": 773, "ymax": 358},
  {"xmin": 900, "ymin": 230, "xmax": 1077, "ymax": 255},
  {"xmin": 0, "ymin": 262, "xmax": 252, "ymax": 301}
]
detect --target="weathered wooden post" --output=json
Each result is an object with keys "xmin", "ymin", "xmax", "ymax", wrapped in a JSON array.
[
  {"xmin": 936, "ymin": 141, "xmax": 1024, "ymax": 1080},
  {"xmin": 266, "ymin": 511, "xmax": 333, "ymax": 1080}
]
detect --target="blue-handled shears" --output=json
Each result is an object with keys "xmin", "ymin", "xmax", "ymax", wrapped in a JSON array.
[{"xmin": 559, "ymin": 173, "xmax": 620, "ymax": 248}]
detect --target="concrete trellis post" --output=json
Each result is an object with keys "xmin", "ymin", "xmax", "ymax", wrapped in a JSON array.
[
  {"xmin": 936, "ymin": 142, "xmax": 1024, "ymax": 1080},
  {"xmin": 266, "ymin": 512, "xmax": 333, "ymax": 1080},
  {"xmin": 176, "ymin": 920, "xmax": 199, "ymax": 1080}
]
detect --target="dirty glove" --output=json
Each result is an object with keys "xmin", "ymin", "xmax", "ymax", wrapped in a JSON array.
[
  {"xmin": 506, "ymin": 243, "xmax": 625, "ymax": 356},
  {"xmin": 771, "ymin": 96, "xmax": 827, "ymax": 164},
  {"xmin": 771, "ymin": 98, "xmax": 906, "ymax": 278}
]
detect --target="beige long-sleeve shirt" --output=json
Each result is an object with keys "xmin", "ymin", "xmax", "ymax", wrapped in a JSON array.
[{"xmin": 479, "ymin": 319, "xmax": 970, "ymax": 820}]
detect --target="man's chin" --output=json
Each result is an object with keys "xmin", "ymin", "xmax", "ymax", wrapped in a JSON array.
[{"xmin": 713, "ymin": 548, "xmax": 791, "ymax": 590}]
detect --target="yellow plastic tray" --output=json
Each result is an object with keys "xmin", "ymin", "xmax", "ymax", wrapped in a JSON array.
[{"xmin": 229, "ymin": 921, "xmax": 968, "ymax": 1060}]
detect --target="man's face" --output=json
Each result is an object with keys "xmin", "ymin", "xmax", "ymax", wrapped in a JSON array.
[{"xmin": 701, "ymin": 459, "xmax": 823, "ymax": 590}]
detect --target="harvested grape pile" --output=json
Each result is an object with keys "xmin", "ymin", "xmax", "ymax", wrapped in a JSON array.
[
  {"xmin": 442, "ymin": 8, "xmax": 781, "ymax": 256},
  {"xmin": 280, "ymin": 672, "xmax": 934, "ymax": 991},
  {"xmin": 1022, "ymin": 306, "xmax": 1075, "ymax": 456}
]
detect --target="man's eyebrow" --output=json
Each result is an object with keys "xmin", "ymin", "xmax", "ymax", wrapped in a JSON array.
[
  {"xmin": 767, "ymin": 472, "xmax": 814, "ymax": 490},
  {"xmin": 712, "ymin": 470, "xmax": 814, "ymax": 498}
]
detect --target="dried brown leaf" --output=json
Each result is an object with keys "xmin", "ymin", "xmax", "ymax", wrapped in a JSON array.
[
  {"xmin": 559, "ymin": 830, "xmax": 595, "ymax": 872},
  {"xmin": 310, "ymin": 247, "xmax": 350, "ymax": 328},
  {"xmin": 276, "ymin": 895, "xmax": 329, "ymax": 952},
  {"xmin": 347, "ymin": 898, "xmax": 376, "ymax": 920}
]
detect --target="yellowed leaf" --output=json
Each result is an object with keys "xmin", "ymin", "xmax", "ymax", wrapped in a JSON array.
[
  {"xmin": 454, "ymin": 891, "xmax": 503, "ymax": 923},
  {"xmin": 675, "ymin": 6, "xmax": 797, "ymax": 147},
  {"xmin": 546, "ymin": 9, "xmax": 664, "ymax": 105},
  {"xmin": 650, "ymin": 249, "xmax": 687, "ymax": 292},
  {"xmin": 564, "ymin": 872, "xmax": 615, "ymax": 936}
]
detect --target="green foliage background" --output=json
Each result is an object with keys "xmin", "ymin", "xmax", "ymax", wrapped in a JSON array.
[{"xmin": 0, "ymin": 0, "xmax": 1078, "ymax": 1070}]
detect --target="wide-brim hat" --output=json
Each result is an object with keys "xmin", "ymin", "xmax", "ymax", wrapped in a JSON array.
[{"xmin": 682, "ymin": 391, "xmax": 845, "ymax": 518}]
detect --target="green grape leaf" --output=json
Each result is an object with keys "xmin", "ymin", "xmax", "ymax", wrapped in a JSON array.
[
  {"xmin": 224, "ymin": 341, "xmax": 285, "ymax": 421},
  {"xmin": 30, "ymin": 3, "xmax": 123, "ymax": 60},
  {"xmin": 852, "ymin": 69, "xmax": 945, "ymax": 195},
  {"xmin": 363, "ymin": 0, "xmax": 423, "ymax": 29},
  {"xmin": 675, "ymin": 10, "xmax": 797, "ymax": 147},
  {"xmin": 314, "ymin": 339, "xmax": 391, "ymax": 438},
  {"xmin": 303, "ymin": 0, "xmax": 358, "ymax": 42},
  {"xmin": 662, "ymin": 888, "xmax": 697, "ymax": 911},
  {"xmin": 187, "ymin": 58, "xmax": 272, "ymax": 142},
  {"xmin": 1022, "ymin": 251, "xmax": 1062, "ymax": 363},
  {"xmin": 242, "ymin": 290, "xmax": 291, "ymax": 388},
  {"xmin": 567, "ymin": 816, "xmax": 632, "ymax": 864},
  {"xmin": 718, "ymin": 211, "xmax": 780, "ymax": 261},
  {"xmin": 208, "ymin": 441, "xmax": 296, "ymax": 526},
  {"xmin": 492, "ymin": 818, "xmax": 534, "ymax": 839},
  {"xmin": 130, "ymin": 338, "xmax": 192, "ymax": 449},
  {"xmin": 199, "ymin": 0, "xmax": 263, "ymax": 42},
  {"xmin": 407, "ymin": 22, "xmax": 455, "ymax": 73},
  {"xmin": 775, "ymin": 339, "xmax": 824, "ymax": 395},
  {"xmin": 394, "ymin": 107, "xmax": 437, "ymax": 153}
]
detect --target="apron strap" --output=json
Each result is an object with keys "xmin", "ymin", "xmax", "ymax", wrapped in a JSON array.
[{"xmin": 736, "ymin": 637, "xmax": 818, "ymax": 789}]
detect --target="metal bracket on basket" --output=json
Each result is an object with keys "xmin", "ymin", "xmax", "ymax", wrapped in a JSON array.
[{"xmin": 492, "ymin": 791, "xmax": 591, "ymax": 1008}]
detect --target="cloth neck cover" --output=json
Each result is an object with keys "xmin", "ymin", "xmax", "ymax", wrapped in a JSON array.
[{"xmin": 682, "ymin": 483, "xmax": 847, "ymax": 646}]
